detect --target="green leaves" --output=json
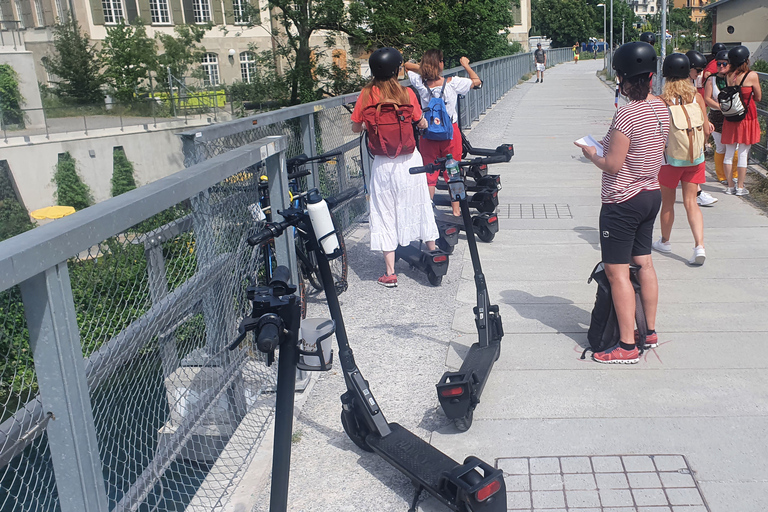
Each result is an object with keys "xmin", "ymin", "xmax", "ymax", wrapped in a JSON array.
[
  {"xmin": 111, "ymin": 148, "xmax": 138, "ymax": 197},
  {"xmin": 53, "ymin": 152, "xmax": 93, "ymax": 211},
  {"xmin": 0, "ymin": 64, "xmax": 24, "ymax": 127},
  {"xmin": 100, "ymin": 20, "xmax": 157, "ymax": 103},
  {"xmin": 46, "ymin": 15, "xmax": 105, "ymax": 104}
]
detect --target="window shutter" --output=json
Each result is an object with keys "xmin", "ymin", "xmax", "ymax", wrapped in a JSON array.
[
  {"xmin": 222, "ymin": 0, "xmax": 232, "ymax": 24},
  {"xmin": 21, "ymin": 0, "xmax": 34, "ymax": 28},
  {"xmin": 181, "ymin": 0, "xmax": 193, "ymax": 23},
  {"xmin": 124, "ymin": 0, "xmax": 137, "ymax": 21},
  {"xmin": 169, "ymin": 0, "xmax": 181, "ymax": 23},
  {"xmin": 42, "ymin": 0, "xmax": 54, "ymax": 25},
  {"xmin": 0, "ymin": 0, "xmax": 13, "ymax": 21},
  {"xmin": 136, "ymin": 0, "xmax": 149, "ymax": 22},
  {"xmin": 90, "ymin": 0, "xmax": 105, "ymax": 24},
  {"xmin": 211, "ymin": 0, "xmax": 222, "ymax": 24}
]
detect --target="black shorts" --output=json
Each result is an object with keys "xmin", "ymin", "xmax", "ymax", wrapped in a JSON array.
[{"xmin": 599, "ymin": 189, "xmax": 662, "ymax": 264}]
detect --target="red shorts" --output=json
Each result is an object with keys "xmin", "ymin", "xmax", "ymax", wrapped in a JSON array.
[
  {"xmin": 658, "ymin": 162, "xmax": 705, "ymax": 188},
  {"xmin": 420, "ymin": 122, "xmax": 462, "ymax": 187}
]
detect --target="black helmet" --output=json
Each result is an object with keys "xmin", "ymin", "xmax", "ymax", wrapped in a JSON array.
[
  {"xmin": 728, "ymin": 45, "xmax": 750, "ymax": 67},
  {"xmin": 613, "ymin": 42, "xmax": 658, "ymax": 79},
  {"xmin": 711, "ymin": 42, "xmax": 727, "ymax": 55},
  {"xmin": 663, "ymin": 53, "xmax": 691, "ymax": 78},
  {"xmin": 685, "ymin": 50, "xmax": 707, "ymax": 70},
  {"xmin": 715, "ymin": 50, "xmax": 729, "ymax": 62},
  {"xmin": 369, "ymin": 47, "xmax": 403, "ymax": 79},
  {"xmin": 639, "ymin": 32, "xmax": 656, "ymax": 45}
]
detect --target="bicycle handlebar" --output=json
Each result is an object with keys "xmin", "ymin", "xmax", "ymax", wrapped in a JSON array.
[{"xmin": 409, "ymin": 153, "xmax": 510, "ymax": 175}]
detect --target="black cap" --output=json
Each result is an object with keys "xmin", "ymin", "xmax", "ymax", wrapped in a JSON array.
[
  {"xmin": 639, "ymin": 32, "xmax": 657, "ymax": 46},
  {"xmin": 715, "ymin": 50, "xmax": 729, "ymax": 62},
  {"xmin": 663, "ymin": 53, "xmax": 691, "ymax": 78},
  {"xmin": 711, "ymin": 42, "xmax": 727, "ymax": 55},
  {"xmin": 368, "ymin": 48, "xmax": 403, "ymax": 79},
  {"xmin": 613, "ymin": 42, "xmax": 658, "ymax": 79},
  {"xmin": 728, "ymin": 45, "xmax": 750, "ymax": 67},
  {"xmin": 685, "ymin": 50, "xmax": 707, "ymax": 70}
]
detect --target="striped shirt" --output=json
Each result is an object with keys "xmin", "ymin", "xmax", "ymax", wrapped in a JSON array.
[{"xmin": 601, "ymin": 98, "xmax": 670, "ymax": 204}]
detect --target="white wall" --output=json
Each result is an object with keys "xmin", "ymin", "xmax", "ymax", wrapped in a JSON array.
[
  {"xmin": 2, "ymin": 120, "xmax": 208, "ymax": 211},
  {"xmin": 0, "ymin": 49, "xmax": 46, "ymax": 129}
]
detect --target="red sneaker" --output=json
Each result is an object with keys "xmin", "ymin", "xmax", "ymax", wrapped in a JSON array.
[
  {"xmin": 593, "ymin": 344, "xmax": 640, "ymax": 364},
  {"xmin": 377, "ymin": 274, "xmax": 397, "ymax": 288},
  {"xmin": 635, "ymin": 330, "xmax": 658, "ymax": 348}
]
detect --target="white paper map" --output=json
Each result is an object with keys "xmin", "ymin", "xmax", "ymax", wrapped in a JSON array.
[{"xmin": 575, "ymin": 135, "xmax": 604, "ymax": 157}]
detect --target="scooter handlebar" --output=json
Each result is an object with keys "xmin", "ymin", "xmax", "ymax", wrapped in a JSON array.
[
  {"xmin": 408, "ymin": 162, "xmax": 441, "ymax": 175},
  {"xmin": 327, "ymin": 186, "xmax": 360, "ymax": 210},
  {"xmin": 256, "ymin": 321, "xmax": 281, "ymax": 353}
]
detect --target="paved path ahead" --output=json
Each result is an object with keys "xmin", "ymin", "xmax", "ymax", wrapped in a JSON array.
[{"xmin": 253, "ymin": 60, "xmax": 768, "ymax": 512}]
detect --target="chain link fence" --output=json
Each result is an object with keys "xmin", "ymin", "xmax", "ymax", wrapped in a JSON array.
[{"xmin": 0, "ymin": 139, "xmax": 289, "ymax": 512}]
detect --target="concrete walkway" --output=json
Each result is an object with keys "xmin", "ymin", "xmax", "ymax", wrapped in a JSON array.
[{"xmin": 253, "ymin": 60, "xmax": 768, "ymax": 512}]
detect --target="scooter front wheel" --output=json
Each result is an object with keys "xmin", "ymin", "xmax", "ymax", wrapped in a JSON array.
[
  {"xmin": 340, "ymin": 409, "xmax": 374, "ymax": 452},
  {"xmin": 453, "ymin": 410, "xmax": 474, "ymax": 432}
]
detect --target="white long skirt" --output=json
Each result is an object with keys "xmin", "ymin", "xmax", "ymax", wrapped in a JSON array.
[{"xmin": 369, "ymin": 150, "xmax": 439, "ymax": 252}]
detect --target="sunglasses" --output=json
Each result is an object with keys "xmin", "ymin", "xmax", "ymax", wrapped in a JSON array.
[{"xmin": 716, "ymin": 62, "xmax": 729, "ymax": 67}]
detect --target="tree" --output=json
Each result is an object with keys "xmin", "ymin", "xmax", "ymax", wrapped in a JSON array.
[
  {"xmin": 532, "ymin": 0, "xmax": 598, "ymax": 48},
  {"xmin": 111, "ymin": 148, "xmax": 138, "ymax": 197},
  {"xmin": 155, "ymin": 24, "xmax": 210, "ymax": 91},
  {"xmin": 46, "ymin": 15, "xmax": 104, "ymax": 104},
  {"xmin": 100, "ymin": 20, "xmax": 157, "ymax": 103},
  {"xmin": 0, "ymin": 64, "xmax": 24, "ymax": 127}
]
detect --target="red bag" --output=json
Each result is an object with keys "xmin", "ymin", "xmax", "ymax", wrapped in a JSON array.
[{"xmin": 362, "ymin": 102, "xmax": 416, "ymax": 158}]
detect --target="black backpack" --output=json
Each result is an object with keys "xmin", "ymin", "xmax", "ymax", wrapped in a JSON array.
[{"xmin": 581, "ymin": 262, "xmax": 647, "ymax": 359}]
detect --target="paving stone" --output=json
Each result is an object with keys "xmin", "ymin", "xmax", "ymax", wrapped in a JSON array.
[
  {"xmin": 622, "ymin": 455, "xmax": 657, "ymax": 472},
  {"xmin": 671, "ymin": 506, "xmax": 708, "ymax": 512},
  {"xmin": 504, "ymin": 474, "xmax": 530, "ymax": 492},
  {"xmin": 632, "ymin": 488, "xmax": 669, "ymax": 506},
  {"xmin": 666, "ymin": 487, "xmax": 706, "ymax": 506},
  {"xmin": 599, "ymin": 489, "xmax": 635, "ymax": 507},
  {"xmin": 595, "ymin": 472, "xmax": 630, "ymax": 489},
  {"xmin": 499, "ymin": 458, "xmax": 529, "ymax": 475},
  {"xmin": 564, "ymin": 489, "xmax": 601, "ymax": 507},
  {"xmin": 563, "ymin": 472, "xmax": 597, "ymax": 490},
  {"xmin": 529, "ymin": 457, "xmax": 561, "ymax": 474},
  {"xmin": 628, "ymin": 472, "xmax": 663, "ymax": 489},
  {"xmin": 507, "ymin": 490, "xmax": 531, "ymax": 509},
  {"xmin": 560, "ymin": 456, "xmax": 592, "ymax": 473},
  {"xmin": 531, "ymin": 473, "xmax": 563, "ymax": 491},
  {"xmin": 638, "ymin": 508, "xmax": 672, "ymax": 512},
  {"xmin": 659, "ymin": 471, "xmax": 697, "ymax": 488},
  {"xmin": 592, "ymin": 456, "xmax": 625, "ymax": 473},
  {"xmin": 653, "ymin": 455, "xmax": 688, "ymax": 472},
  {"xmin": 531, "ymin": 490, "xmax": 565, "ymax": 508}
]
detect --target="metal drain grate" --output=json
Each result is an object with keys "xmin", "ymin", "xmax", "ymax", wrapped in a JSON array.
[
  {"xmin": 496, "ymin": 204, "xmax": 572, "ymax": 219},
  {"xmin": 497, "ymin": 454, "xmax": 710, "ymax": 511}
]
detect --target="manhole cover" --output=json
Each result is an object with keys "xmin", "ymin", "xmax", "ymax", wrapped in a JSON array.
[
  {"xmin": 496, "ymin": 204, "xmax": 572, "ymax": 219},
  {"xmin": 497, "ymin": 454, "xmax": 710, "ymax": 511}
]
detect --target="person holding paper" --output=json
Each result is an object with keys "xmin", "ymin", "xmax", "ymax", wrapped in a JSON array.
[{"xmin": 574, "ymin": 42, "xmax": 669, "ymax": 365}]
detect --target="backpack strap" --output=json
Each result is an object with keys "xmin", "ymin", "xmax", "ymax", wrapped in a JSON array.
[
  {"xmin": 678, "ymin": 95, "xmax": 696, "ymax": 164},
  {"xmin": 438, "ymin": 78, "xmax": 448, "ymax": 99}
]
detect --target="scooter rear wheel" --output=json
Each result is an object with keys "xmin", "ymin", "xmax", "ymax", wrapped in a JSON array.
[
  {"xmin": 428, "ymin": 271, "xmax": 443, "ymax": 287},
  {"xmin": 436, "ymin": 237, "xmax": 455, "ymax": 255},
  {"xmin": 341, "ymin": 409, "xmax": 374, "ymax": 452},
  {"xmin": 474, "ymin": 225, "xmax": 495, "ymax": 243},
  {"xmin": 453, "ymin": 410, "xmax": 474, "ymax": 432}
]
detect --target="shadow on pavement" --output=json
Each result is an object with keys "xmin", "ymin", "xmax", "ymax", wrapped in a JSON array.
[
  {"xmin": 574, "ymin": 225, "xmax": 600, "ymax": 251},
  {"xmin": 499, "ymin": 289, "xmax": 590, "ymax": 348}
]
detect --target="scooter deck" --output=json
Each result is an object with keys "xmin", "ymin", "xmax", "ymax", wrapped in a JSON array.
[
  {"xmin": 366, "ymin": 423, "xmax": 458, "ymax": 494},
  {"xmin": 460, "ymin": 341, "xmax": 500, "ymax": 389}
]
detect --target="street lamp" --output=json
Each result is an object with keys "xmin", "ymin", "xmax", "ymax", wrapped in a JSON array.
[{"xmin": 597, "ymin": 4, "xmax": 606, "ymax": 68}]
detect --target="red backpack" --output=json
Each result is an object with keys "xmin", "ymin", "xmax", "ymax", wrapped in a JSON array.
[{"xmin": 361, "ymin": 98, "xmax": 417, "ymax": 158}]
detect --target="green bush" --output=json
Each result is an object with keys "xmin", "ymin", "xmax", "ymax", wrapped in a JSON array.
[
  {"xmin": 0, "ymin": 64, "xmax": 25, "ymax": 128},
  {"xmin": 54, "ymin": 152, "xmax": 92, "ymax": 210},
  {"xmin": 112, "ymin": 147, "xmax": 137, "ymax": 197},
  {"xmin": 753, "ymin": 59, "xmax": 768, "ymax": 73},
  {"xmin": 0, "ymin": 161, "xmax": 34, "ymax": 242}
]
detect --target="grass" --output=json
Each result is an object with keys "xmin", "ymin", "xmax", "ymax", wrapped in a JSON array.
[
  {"xmin": 744, "ymin": 167, "xmax": 768, "ymax": 213},
  {"xmin": 518, "ymin": 73, "xmax": 533, "ymax": 85},
  {"xmin": 291, "ymin": 429, "xmax": 303, "ymax": 444}
]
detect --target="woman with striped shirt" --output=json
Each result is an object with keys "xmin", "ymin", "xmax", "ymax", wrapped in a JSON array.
[{"xmin": 575, "ymin": 42, "xmax": 670, "ymax": 364}]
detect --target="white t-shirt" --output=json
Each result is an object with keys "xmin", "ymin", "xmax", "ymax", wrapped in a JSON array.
[{"xmin": 407, "ymin": 71, "xmax": 473, "ymax": 124}]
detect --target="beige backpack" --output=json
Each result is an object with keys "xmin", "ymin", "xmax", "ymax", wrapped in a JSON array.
[{"xmin": 664, "ymin": 98, "xmax": 705, "ymax": 167}]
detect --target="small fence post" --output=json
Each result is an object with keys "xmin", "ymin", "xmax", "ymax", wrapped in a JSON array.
[
  {"xmin": 300, "ymin": 112, "xmax": 319, "ymax": 190},
  {"xmin": 19, "ymin": 264, "xmax": 110, "ymax": 512}
]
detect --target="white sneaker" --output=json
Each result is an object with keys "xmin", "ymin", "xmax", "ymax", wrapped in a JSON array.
[
  {"xmin": 735, "ymin": 187, "xmax": 750, "ymax": 196},
  {"xmin": 725, "ymin": 185, "xmax": 736, "ymax": 195},
  {"xmin": 652, "ymin": 238, "xmax": 672, "ymax": 254},
  {"xmin": 697, "ymin": 191, "xmax": 718, "ymax": 206},
  {"xmin": 689, "ymin": 246, "xmax": 706, "ymax": 266}
]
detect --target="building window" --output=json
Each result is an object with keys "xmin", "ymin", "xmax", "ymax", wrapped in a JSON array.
[
  {"xmin": 102, "ymin": 0, "xmax": 125, "ymax": 24},
  {"xmin": 650, "ymin": 5, "xmax": 654, "ymax": 11},
  {"xmin": 34, "ymin": 0, "xmax": 44, "ymax": 26},
  {"xmin": 193, "ymin": 0, "xmax": 211, "ymax": 23},
  {"xmin": 332, "ymin": 49, "xmax": 347, "ymax": 70},
  {"xmin": 201, "ymin": 53, "xmax": 219, "ymax": 86},
  {"xmin": 240, "ymin": 51, "xmax": 256, "ymax": 82},
  {"xmin": 14, "ymin": 0, "xmax": 25, "ymax": 28},
  {"xmin": 54, "ymin": 0, "xmax": 65, "ymax": 21},
  {"xmin": 232, "ymin": 0, "xmax": 249, "ymax": 23},
  {"xmin": 149, "ymin": 0, "xmax": 171, "ymax": 23}
]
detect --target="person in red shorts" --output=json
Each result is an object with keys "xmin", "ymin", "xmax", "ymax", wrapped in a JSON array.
[
  {"xmin": 405, "ymin": 50, "xmax": 482, "ymax": 216},
  {"xmin": 652, "ymin": 53, "xmax": 712, "ymax": 266}
]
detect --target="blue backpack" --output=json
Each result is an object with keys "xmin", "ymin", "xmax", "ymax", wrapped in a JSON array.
[{"xmin": 422, "ymin": 80, "xmax": 453, "ymax": 141}]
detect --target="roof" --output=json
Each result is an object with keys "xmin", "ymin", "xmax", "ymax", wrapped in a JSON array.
[{"xmin": 704, "ymin": 0, "xmax": 736, "ymax": 11}]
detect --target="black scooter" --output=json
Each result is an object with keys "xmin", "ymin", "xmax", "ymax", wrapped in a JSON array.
[
  {"xmin": 410, "ymin": 151, "xmax": 508, "ymax": 432},
  {"xmin": 394, "ymin": 241, "xmax": 450, "ymax": 286},
  {"xmin": 247, "ymin": 188, "xmax": 506, "ymax": 512}
]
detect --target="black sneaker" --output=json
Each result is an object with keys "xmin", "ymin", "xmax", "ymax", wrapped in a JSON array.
[{"xmin": 535, "ymin": 79, "xmax": 539, "ymax": 83}]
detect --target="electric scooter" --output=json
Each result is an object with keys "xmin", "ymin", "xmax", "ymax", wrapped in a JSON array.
[
  {"xmin": 247, "ymin": 188, "xmax": 507, "ymax": 512},
  {"xmin": 410, "ymin": 152, "xmax": 508, "ymax": 432},
  {"xmin": 394, "ymin": 241, "xmax": 450, "ymax": 286}
]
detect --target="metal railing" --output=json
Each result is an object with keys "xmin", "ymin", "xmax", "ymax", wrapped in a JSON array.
[
  {"xmin": 753, "ymin": 72, "xmax": 767, "ymax": 166},
  {"xmin": 0, "ymin": 136, "xmax": 299, "ymax": 512},
  {"xmin": 0, "ymin": 48, "xmax": 576, "ymax": 512}
]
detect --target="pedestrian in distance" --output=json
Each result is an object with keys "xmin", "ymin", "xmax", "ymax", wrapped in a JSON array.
[
  {"xmin": 533, "ymin": 43, "xmax": 547, "ymax": 83},
  {"xmin": 575, "ymin": 41, "xmax": 668, "ymax": 364},
  {"xmin": 721, "ymin": 46, "xmax": 762, "ymax": 196},
  {"xmin": 404, "ymin": 50, "xmax": 482, "ymax": 216},
  {"xmin": 653, "ymin": 53, "xmax": 712, "ymax": 266},
  {"xmin": 703, "ymin": 50, "xmax": 739, "ymax": 185},
  {"xmin": 351, "ymin": 48, "xmax": 439, "ymax": 288},
  {"xmin": 573, "ymin": 42, "xmax": 580, "ymax": 64}
]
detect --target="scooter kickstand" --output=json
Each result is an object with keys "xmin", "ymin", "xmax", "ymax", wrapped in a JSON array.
[{"xmin": 408, "ymin": 485, "xmax": 424, "ymax": 512}]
